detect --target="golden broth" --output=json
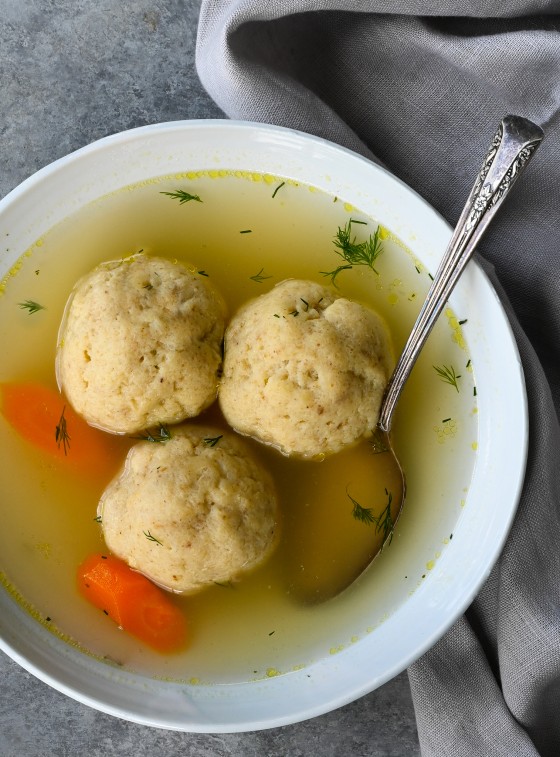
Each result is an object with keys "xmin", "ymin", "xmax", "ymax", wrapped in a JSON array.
[{"xmin": 0, "ymin": 172, "xmax": 478, "ymax": 683}]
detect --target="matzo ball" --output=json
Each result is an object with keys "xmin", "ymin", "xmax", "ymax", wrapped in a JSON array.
[
  {"xmin": 219, "ymin": 279, "xmax": 393, "ymax": 458},
  {"xmin": 56, "ymin": 254, "xmax": 225, "ymax": 434},
  {"xmin": 99, "ymin": 425, "xmax": 279, "ymax": 593}
]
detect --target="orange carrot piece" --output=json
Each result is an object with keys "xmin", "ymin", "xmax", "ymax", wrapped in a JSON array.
[
  {"xmin": 77, "ymin": 553, "xmax": 187, "ymax": 653},
  {"xmin": 0, "ymin": 381, "xmax": 125, "ymax": 482}
]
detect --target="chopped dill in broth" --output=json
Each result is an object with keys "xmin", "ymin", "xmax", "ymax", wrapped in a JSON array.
[{"xmin": 0, "ymin": 173, "xmax": 478, "ymax": 683}]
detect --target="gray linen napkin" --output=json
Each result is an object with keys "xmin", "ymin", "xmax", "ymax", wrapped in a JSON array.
[{"xmin": 196, "ymin": 3, "xmax": 560, "ymax": 755}]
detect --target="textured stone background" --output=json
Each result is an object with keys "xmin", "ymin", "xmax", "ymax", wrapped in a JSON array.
[{"xmin": 0, "ymin": 1, "xmax": 420, "ymax": 754}]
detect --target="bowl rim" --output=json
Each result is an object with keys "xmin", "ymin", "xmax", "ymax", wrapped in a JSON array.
[{"xmin": 0, "ymin": 118, "xmax": 529, "ymax": 732}]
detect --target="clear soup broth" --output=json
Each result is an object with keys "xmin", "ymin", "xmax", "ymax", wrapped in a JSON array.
[{"xmin": 0, "ymin": 172, "xmax": 477, "ymax": 683}]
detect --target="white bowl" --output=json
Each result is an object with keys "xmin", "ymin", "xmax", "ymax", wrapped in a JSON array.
[{"xmin": 0, "ymin": 120, "xmax": 527, "ymax": 732}]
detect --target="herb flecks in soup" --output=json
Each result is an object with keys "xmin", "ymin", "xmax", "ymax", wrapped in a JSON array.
[{"xmin": 0, "ymin": 172, "xmax": 477, "ymax": 683}]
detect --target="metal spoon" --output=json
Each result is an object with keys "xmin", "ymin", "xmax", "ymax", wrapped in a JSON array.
[
  {"xmin": 374, "ymin": 114, "xmax": 544, "ymax": 558},
  {"xmin": 379, "ymin": 115, "xmax": 544, "ymax": 435}
]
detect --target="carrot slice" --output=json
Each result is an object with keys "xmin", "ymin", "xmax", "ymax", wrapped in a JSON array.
[
  {"xmin": 0, "ymin": 381, "xmax": 125, "ymax": 482},
  {"xmin": 77, "ymin": 553, "xmax": 187, "ymax": 653}
]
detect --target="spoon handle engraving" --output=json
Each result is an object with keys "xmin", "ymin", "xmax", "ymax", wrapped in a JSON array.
[{"xmin": 378, "ymin": 115, "xmax": 544, "ymax": 433}]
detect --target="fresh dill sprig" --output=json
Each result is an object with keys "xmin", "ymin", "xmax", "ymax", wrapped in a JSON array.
[
  {"xmin": 204, "ymin": 435, "xmax": 223, "ymax": 447},
  {"xmin": 250, "ymin": 267, "xmax": 272, "ymax": 283},
  {"xmin": 348, "ymin": 488, "xmax": 395, "ymax": 547},
  {"xmin": 334, "ymin": 221, "xmax": 383, "ymax": 271},
  {"xmin": 55, "ymin": 406, "xmax": 70, "ymax": 455},
  {"xmin": 321, "ymin": 263, "xmax": 353, "ymax": 285},
  {"xmin": 143, "ymin": 530, "xmax": 163, "ymax": 546},
  {"xmin": 321, "ymin": 220, "xmax": 384, "ymax": 285},
  {"xmin": 240, "ymin": 229, "xmax": 252, "ymax": 234},
  {"xmin": 348, "ymin": 490, "xmax": 376, "ymax": 525},
  {"xmin": 132, "ymin": 424, "xmax": 172, "ymax": 443},
  {"xmin": 433, "ymin": 364, "xmax": 461, "ymax": 392},
  {"xmin": 19, "ymin": 300, "xmax": 46, "ymax": 314},
  {"xmin": 160, "ymin": 189, "xmax": 202, "ymax": 204},
  {"xmin": 93, "ymin": 515, "xmax": 102, "ymax": 524}
]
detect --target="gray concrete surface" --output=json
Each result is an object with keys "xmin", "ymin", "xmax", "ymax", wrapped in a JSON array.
[{"xmin": 0, "ymin": 1, "xmax": 421, "ymax": 754}]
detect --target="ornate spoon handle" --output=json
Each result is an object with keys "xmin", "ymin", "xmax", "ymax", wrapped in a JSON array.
[{"xmin": 378, "ymin": 115, "xmax": 544, "ymax": 433}]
